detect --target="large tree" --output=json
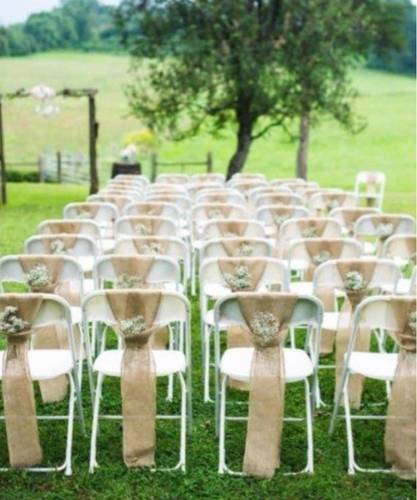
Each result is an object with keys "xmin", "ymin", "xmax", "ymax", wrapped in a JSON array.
[{"xmin": 117, "ymin": 0, "xmax": 405, "ymax": 179}]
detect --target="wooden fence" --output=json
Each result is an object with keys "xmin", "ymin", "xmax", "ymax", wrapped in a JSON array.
[
  {"xmin": 149, "ymin": 152, "xmax": 213, "ymax": 181},
  {"xmin": 39, "ymin": 151, "xmax": 89, "ymax": 184}
]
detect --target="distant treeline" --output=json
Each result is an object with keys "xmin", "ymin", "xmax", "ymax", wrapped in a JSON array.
[{"xmin": 0, "ymin": 0, "xmax": 415, "ymax": 75}]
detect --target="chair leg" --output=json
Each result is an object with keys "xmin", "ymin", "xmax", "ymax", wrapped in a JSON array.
[
  {"xmin": 218, "ymin": 375, "xmax": 227, "ymax": 474},
  {"xmin": 72, "ymin": 364, "xmax": 85, "ymax": 435},
  {"xmin": 203, "ymin": 327, "xmax": 212, "ymax": 402},
  {"xmin": 191, "ymin": 250, "xmax": 197, "ymax": 296},
  {"xmin": 304, "ymin": 378, "xmax": 314, "ymax": 473},
  {"xmin": 89, "ymin": 372, "xmax": 103, "ymax": 473},
  {"xmin": 343, "ymin": 375, "xmax": 356, "ymax": 475},
  {"xmin": 64, "ymin": 375, "xmax": 76, "ymax": 476},
  {"xmin": 167, "ymin": 327, "xmax": 174, "ymax": 402},
  {"xmin": 179, "ymin": 373, "xmax": 187, "ymax": 472}
]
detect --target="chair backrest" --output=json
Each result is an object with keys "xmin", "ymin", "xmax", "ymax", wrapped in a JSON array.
[
  {"xmin": 255, "ymin": 193, "xmax": 303, "ymax": 208},
  {"xmin": 200, "ymin": 237, "xmax": 273, "ymax": 261},
  {"xmin": 228, "ymin": 179, "xmax": 268, "ymax": 194},
  {"xmin": 288, "ymin": 238, "xmax": 363, "ymax": 272},
  {"xmin": 195, "ymin": 189, "xmax": 246, "ymax": 206},
  {"xmin": 113, "ymin": 236, "xmax": 190, "ymax": 282},
  {"xmin": 63, "ymin": 202, "xmax": 118, "ymax": 225},
  {"xmin": 145, "ymin": 194, "xmax": 191, "ymax": 213},
  {"xmin": 282, "ymin": 181, "xmax": 319, "ymax": 194},
  {"xmin": 248, "ymin": 186, "xmax": 292, "ymax": 205},
  {"xmin": 381, "ymin": 234, "xmax": 417, "ymax": 263},
  {"xmin": 24, "ymin": 234, "xmax": 99, "ymax": 258},
  {"xmin": 200, "ymin": 257, "xmax": 290, "ymax": 292},
  {"xmin": 191, "ymin": 173, "xmax": 225, "ymax": 184},
  {"xmin": 191, "ymin": 204, "xmax": 249, "ymax": 237},
  {"xmin": 255, "ymin": 205, "xmax": 310, "ymax": 226},
  {"xmin": 187, "ymin": 182, "xmax": 224, "ymax": 199},
  {"xmin": 201, "ymin": 219, "xmax": 266, "ymax": 240},
  {"xmin": 0, "ymin": 255, "xmax": 84, "ymax": 294},
  {"xmin": 329, "ymin": 207, "xmax": 380, "ymax": 229},
  {"xmin": 38, "ymin": 219, "xmax": 101, "ymax": 240},
  {"xmin": 115, "ymin": 215, "xmax": 178, "ymax": 238},
  {"xmin": 87, "ymin": 194, "xmax": 134, "ymax": 212},
  {"xmin": 99, "ymin": 189, "xmax": 143, "ymax": 202},
  {"xmin": 124, "ymin": 201, "xmax": 181, "ymax": 220},
  {"xmin": 309, "ymin": 192, "xmax": 357, "ymax": 214},
  {"xmin": 230, "ymin": 173, "xmax": 266, "ymax": 182},
  {"xmin": 146, "ymin": 183, "xmax": 188, "ymax": 195},
  {"xmin": 155, "ymin": 173, "xmax": 189, "ymax": 184},
  {"xmin": 313, "ymin": 258, "xmax": 401, "ymax": 293},
  {"xmin": 354, "ymin": 214, "xmax": 416, "ymax": 238},
  {"xmin": 93, "ymin": 255, "xmax": 180, "ymax": 290}
]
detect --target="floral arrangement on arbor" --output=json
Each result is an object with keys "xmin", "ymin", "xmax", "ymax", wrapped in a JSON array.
[{"xmin": 120, "ymin": 128, "xmax": 157, "ymax": 164}]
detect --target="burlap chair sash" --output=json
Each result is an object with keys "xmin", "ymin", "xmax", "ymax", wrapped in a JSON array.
[
  {"xmin": 383, "ymin": 297, "xmax": 416, "ymax": 480},
  {"xmin": 73, "ymin": 203, "xmax": 100, "ymax": 219},
  {"xmin": 105, "ymin": 290, "xmax": 163, "ymax": 467},
  {"xmin": 19, "ymin": 256, "xmax": 80, "ymax": 403},
  {"xmin": 220, "ymin": 238, "xmax": 256, "ymax": 258},
  {"xmin": 133, "ymin": 203, "xmax": 164, "ymax": 217},
  {"xmin": 44, "ymin": 221, "xmax": 81, "ymax": 235},
  {"xmin": 132, "ymin": 237, "xmax": 170, "ymax": 256},
  {"xmin": 319, "ymin": 193, "xmax": 347, "ymax": 214},
  {"xmin": 303, "ymin": 239, "xmax": 344, "ymax": 281},
  {"xmin": 0, "ymin": 295, "xmax": 43, "ymax": 467},
  {"xmin": 334, "ymin": 261, "xmax": 377, "ymax": 408},
  {"xmin": 217, "ymin": 221, "xmax": 248, "ymax": 238},
  {"xmin": 129, "ymin": 217, "xmax": 163, "ymax": 236},
  {"xmin": 338, "ymin": 208, "xmax": 376, "ymax": 235},
  {"xmin": 234, "ymin": 293, "xmax": 298, "ymax": 478},
  {"xmin": 41, "ymin": 235, "xmax": 78, "ymax": 255},
  {"xmin": 99, "ymin": 196, "xmax": 128, "ymax": 212},
  {"xmin": 368, "ymin": 215, "xmax": 402, "ymax": 254},
  {"xmin": 203, "ymin": 204, "xmax": 233, "ymax": 219}
]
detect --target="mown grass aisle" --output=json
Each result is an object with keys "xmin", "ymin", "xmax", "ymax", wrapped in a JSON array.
[{"xmin": 0, "ymin": 184, "xmax": 414, "ymax": 498}]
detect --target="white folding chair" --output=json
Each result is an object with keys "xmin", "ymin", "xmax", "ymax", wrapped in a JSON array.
[
  {"xmin": 214, "ymin": 293, "xmax": 323, "ymax": 475},
  {"xmin": 309, "ymin": 192, "xmax": 358, "ymax": 216},
  {"xmin": 63, "ymin": 202, "xmax": 118, "ymax": 242},
  {"xmin": 329, "ymin": 207, "xmax": 380, "ymax": 236},
  {"xmin": 114, "ymin": 215, "xmax": 179, "ymax": 239},
  {"xmin": 256, "ymin": 205, "xmax": 310, "ymax": 237},
  {"xmin": 230, "ymin": 173, "xmax": 266, "ymax": 182},
  {"xmin": 98, "ymin": 189, "xmax": 143, "ymax": 202},
  {"xmin": 0, "ymin": 294, "xmax": 84, "ymax": 475},
  {"xmin": 200, "ymin": 257, "xmax": 289, "ymax": 402},
  {"xmin": 84, "ymin": 290, "xmax": 192, "ymax": 472},
  {"xmin": 87, "ymin": 194, "xmax": 134, "ymax": 214},
  {"xmin": 38, "ymin": 219, "xmax": 105, "ymax": 253},
  {"xmin": 329, "ymin": 295, "xmax": 413, "ymax": 475},
  {"xmin": 124, "ymin": 201, "xmax": 181, "ymax": 221},
  {"xmin": 248, "ymin": 185, "xmax": 292, "ymax": 205},
  {"xmin": 112, "ymin": 174, "xmax": 149, "ymax": 187},
  {"xmin": 354, "ymin": 171, "xmax": 386, "ymax": 210}
]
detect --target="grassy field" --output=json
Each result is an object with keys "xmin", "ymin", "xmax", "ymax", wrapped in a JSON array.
[
  {"xmin": 0, "ymin": 52, "xmax": 415, "ymax": 498},
  {"xmin": 0, "ymin": 52, "xmax": 415, "ymax": 214}
]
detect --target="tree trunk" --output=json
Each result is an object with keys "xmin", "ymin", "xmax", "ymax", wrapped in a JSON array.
[
  {"xmin": 296, "ymin": 112, "xmax": 309, "ymax": 180},
  {"xmin": 226, "ymin": 121, "xmax": 253, "ymax": 180}
]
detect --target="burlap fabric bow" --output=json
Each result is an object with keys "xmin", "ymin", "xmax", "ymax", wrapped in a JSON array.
[
  {"xmin": 110, "ymin": 256, "xmax": 169, "ymax": 349},
  {"xmin": 19, "ymin": 256, "xmax": 80, "ymax": 403},
  {"xmin": 105, "ymin": 290, "xmax": 162, "ymax": 467},
  {"xmin": 384, "ymin": 297, "xmax": 416, "ymax": 480},
  {"xmin": 235, "ymin": 293, "xmax": 298, "ymax": 478},
  {"xmin": 334, "ymin": 261, "xmax": 377, "ymax": 408},
  {"xmin": 0, "ymin": 295, "xmax": 43, "ymax": 467}
]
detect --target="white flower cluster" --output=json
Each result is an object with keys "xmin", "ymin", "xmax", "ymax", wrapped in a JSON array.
[
  {"xmin": 26, "ymin": 264, "xmax": 51, "ymax": 289},
  {"xmin": 208, "ymin": 208, "xmax": 223, "ymax": 219},
  {"xmin": 51, "ymin": 239, "xmax": 66, "ymax": 255},
  {"xmin": 0, "ymin": 306, "xmax": 29, "ymax": 335},
  {"xmin": 76, "ymin": 209, "xmax": 92, "ymax": 219},
  {"xmin": 408, "ymin": 311, "xmax": 416, "ymax": 333},
  {"xmin": 117, "ymin": 315, "xmax": 146, "ymax": 338},
  {"xmin": 120, "ymin": 144, "xmax": 138, "ymax": 164},
  {"xmin": 135, "ymin": 223, "xmax": 151, "ymax": 236},
  {"xmin": 344, "ymin": 271, "xmax": 367, "ymax": 292},
  {"xmin": 224, "ymin": 265, "xmax": 252, "ymax": 291},
  {"xmin": 274, "ymin": 215, "xmax": 289, "ymax": 227},
  {"xmin": 376, "ymin": 222, "xmax": 394, "ymax": 239},
  {"xmin": 250, "ymin": 311, "xmax": 280, "ymax": 348},
  {"xmin": 302, "ymin": 226, "xmax": 319, "ymax": 238},
  {"xmin": 141, "ymin": 242, "xmax": 163, "ymax": 255},
  {"xmin": 236, "ymin": 242, "xmax": 253, "ymax": 257},
  {"xmin": 115, "ymin": 273, "xmax": 145, "ymax": 289},
  {"xmin": 313, "ymin": 250, "xmax": 331, "ymax": 266}
]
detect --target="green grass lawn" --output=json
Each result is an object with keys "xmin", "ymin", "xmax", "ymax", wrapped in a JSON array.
[
  {"xmin": 0, "ymin": 52, "xmax": 415, "ymax": 214},
  {"xmin": 0, "ymin": 184, "xmax": 415, "ymax": 499}
]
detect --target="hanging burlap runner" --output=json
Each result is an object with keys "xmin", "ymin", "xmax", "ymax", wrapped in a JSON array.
[
  {"xmin": 110, "ymin": 256, "xmax": 168, "ymax": 349},
  {"xmin": 338, "ymin": 208, "xmax": 377, "ymax": 236},
  {"xmin": 99, "ymin": 195, "xmax": 128, "ymax": 212},
  {"xmin": 203, "ymin": 204, "xmax": 233, "ymax": 219},
  {"xmin": 217, "ymin": 221, "xmax": 248, "ymax": 238},
  {"xmin": 303, "ymin": 239, "xmax": 344, "ymax": 281},
  {"xmin": 106, "ymin": 290, "xmax": 162, "ymax": 467},
  {"xmin": 132, "ymin": 237, "xmax": 170, "ymax": 256},
  {"xmin": 369, "ymin": 215, "xmax": 402, "ymax": 255},
  {"xmin": 319, "ymin": 193, "xmax": 347, "ymax": 215},
  {"xmin": 41, "ymin": 235, "xmax": 78, "ymax": 255},
  {"xmin": 44, "ymin": 221, "xmax": 81, "ymax": 235},
  {"xmin": 278, "ymin": 219, "xmax": 329, "ymax": 259},
  {"xmin": 133, "ymin": 203, "xmax": 164, "ymax": 217},
  {"xmin": 236, "ymin": 293, "xmax": 297, "ymax": 478},
  {"xmin": 129, "ymin": 216, "xmax": 163, "ymax": 236},
  {"xmin": 334, "ymin": 261, "xmax": 377, "ymax": 408},
  {"xmin": 0, "ymin": 295, "xmax": 43, "ymax": 467},
  {"xmin": 74, "ymin": 203, "xmax": 100, "ymax": 219},
  {"xmin": 19, "ymin": 256, "xmax": 80, "ymax": 403},
  {"xmin": 384, "ymin": 297, "xmax": 416, "ymax": 480},
  {"xmin": 220, "ymin": 238, "xmax": 255, "ymax": 257}
]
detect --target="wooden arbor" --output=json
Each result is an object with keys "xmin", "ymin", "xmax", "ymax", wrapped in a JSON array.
[{"xmin": 0, "ymin": 87, "xmax": 99, "ymax": 204}]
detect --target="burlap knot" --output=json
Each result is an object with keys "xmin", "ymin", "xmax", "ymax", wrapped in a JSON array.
[
  {"xmin": 106, "ymin": 290, "xmax": 163, "ymax": 467},
  {"xmin": 235, "ymin": 293, "xmax": 298, "ymax": 478},
  {"xmin": 334, "ymin": 262, "xmax": 377, "ymax": 408},
  {"xmin": 110, "ymin": 256, "xmax": 168, "ymax": 350},
  {"xmin": 382, "ymin": 297, "xmax": 416, "ymax": 480},
  {"xmin": 0, "ymin": 295, "xmax": 43, "ymax": 467}
]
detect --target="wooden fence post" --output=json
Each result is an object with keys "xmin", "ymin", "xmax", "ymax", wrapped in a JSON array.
[
  {"xmin": 56, "ymin": 151, "xmax": 62, "ymax": 183},
  {"xmin": 206, "ymin": 151, "xmax": 213, "ymax": 173},
  {"xmin": 0, "ymin": 96, "xmax": 6, "ymax": 204},
  {"xmin": 150, "ymin": 153, "xmax": 158, "ymax": 182},
  {"xmin": 88, "ymin": 93, "xmax": 99, "ymax": 194}
]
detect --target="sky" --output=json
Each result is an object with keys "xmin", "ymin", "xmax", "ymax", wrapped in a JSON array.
[{"xmin": 0, "ymin": 0, "xmax": 120, "ymax": 26}]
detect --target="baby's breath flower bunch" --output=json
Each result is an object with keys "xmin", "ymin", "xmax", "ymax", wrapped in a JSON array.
[
  {"xmin": 302, "ymin": 226, "xmax": 319, "ymax": 238},
  {"xmin": 141, "ymin": 242, "xmax": 163, "ymax": 255},
  {"xmin": 117, "ymin": 315, "xmax": 146, "ymax": 338},
  {"xmin": 236, "ymin": 242, "xmax": 253, "ymax": 257},
  {"xmin": 408, "ymin": 311, "xmax": 416, "ymax": 333},
  {"xmin": 250, "ymin": 311, "xmax": 280, "ymax": 348},
  {"xmin": 274, "ymin": 215, "xmax": 289, "ymax": 227},
  {"xmin": 135, "ymin": 223, "xmax": 151, "ymax": 236},
  {"xmin": 0, "ymin": 306, "xmax": 29, "ymax": 335},
  {"xmin": 51, "ymin": 239, "xmax": 66, "ymax": 255},
  {"xmin": 376, "ymin": 222, "xmax": 394, "ymax": 240},
  {"xmin": 224, "ymin": 265, "xmax": 252, "ymax": 291},
  {"xmin": 344, "ymin": 271, "xmax": 367, "ymax": 292},
  {"xmin": 313, "ymin": 250, "xmax": 332, "ymax": 266},
  {"xmin": 76, "ymin": 209, "xmax": 92, "ymax": 219},
  {"xmin": 26, "ymin": 264, "xmax": 51, "ymax": 289},
  {"xmin": 116, "ymin": 273, "xmax": 145, "ymax": 289}
]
